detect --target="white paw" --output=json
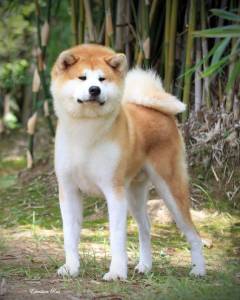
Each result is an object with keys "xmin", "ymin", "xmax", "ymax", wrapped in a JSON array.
[
  {"xmin": 57, "ymin": 263, "xmax": 80, "ymax": 277},
  {"xmin": 135, "ymin": 262, "xmax": 152, "ymax": 274},
  {"xmin": 103, "ymin": 271, "xmax": 127, "ymax": 281},
  {"xmin": 190, "ymin": 265, "xmax": 206, "ymax": 277}
]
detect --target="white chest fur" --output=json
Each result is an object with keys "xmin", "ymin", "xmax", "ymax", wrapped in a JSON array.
[{"xmin": 55, "ymin": 117, "xmax": 120, "ymax": 196}]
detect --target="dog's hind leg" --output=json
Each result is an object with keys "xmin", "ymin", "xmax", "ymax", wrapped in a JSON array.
[
  {"xmin": 146, "ymin": 164, "xmax": 206, "ymax": 276},
  {"xmin": 127, "ymin": 175, "xmax": 152, "ymax": 273}
]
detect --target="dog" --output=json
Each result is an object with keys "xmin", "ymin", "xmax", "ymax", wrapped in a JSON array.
[{"xmin": 50, "ymin": 44, "xmax": 205, "ymax": 280}]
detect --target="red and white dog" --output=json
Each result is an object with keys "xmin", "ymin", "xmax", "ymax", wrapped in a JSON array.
[{"xmin": 50, "ymin": 44, "xmax": 205, "ymax": 280}]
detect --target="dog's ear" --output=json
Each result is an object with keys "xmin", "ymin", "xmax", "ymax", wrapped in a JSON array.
[
  {"xmin": 105, "ymin": 53, "xmax": 128, "ymax": 74},
  {"xmin": 56, "ymin": 50, "xmax": 78, "ymax": 70}
]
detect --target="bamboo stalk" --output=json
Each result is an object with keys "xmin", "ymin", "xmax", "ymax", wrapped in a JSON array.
[
  {"xmin": 226, "ymin": 0, "xmax": 239, "ymax": 112},
  {"xmin": 41, "ymin": 0, "xmax": 51, "ymax": 59},
  {"xmin": 149, "ymin": 0, "xmax": 158, "ymax": 26},
  {"xmin": 104, "ymin": 0, "xmax": 114, "ymax": 47},
  {"xmin": 215, "ymin": 0, "xmax": 228, "ymax": 44},
  {"xmin": 115, "ymin": 0, "xmax": 126, "ymax": 52},
  {"xmin": 35, "ymin": 0, "xmax": 54, "ymax": 137},
  {"xmin": 83, "ymin": 0, "xmax": 95, "ymax": 42},
  {"xmin": 27, "ymin": 69, "xmax": 39, "ymax": 169},
  {"xmin": 153, "ymin": 2, "xmax": 165, "ymax": 76},
  {"xmin": 0, "ymin": 93, "xmax": 3, "ymax": 134},
  {"xmin": 164, "ymin": 0, "xmax": 178, "ymax": 92},
  {"xmin": 0, "ymin": 119, "xmax": 4, "ymax": 134},
  {"xmin": 226, "ymin": 44, "xmax": 235, "ymax": 112},
  {"xmin": 27, "ymin": 0, "xmax": 54, "ymax": 168},
  {"xmin": 71, "ymin": 0, "xmax": 79, "ymax": 44},
  {"xmin": 142, "ymin": 0, "xmax": 150, "ymax": 68},
  {"xmin": 233, "ymin": 95, "xmax": 240, "ymax": 121},
  {"xmin": 200, "ymin": 1, "xmax": 211, "ymax": 109},
  {"xmin": 176, "ymin": 27, "xmax": 187, "ymax": 100},
  {"xmin": 182, "ymin": 0, "xmax": 196, "ymax": 121},
  {"xmin": 79, "ymin": 0, "xmax": 85, "ymax": 44},
  {"xmin": 164, "ymin": 0, "xmax": 172, "ymax": 88},
  {"xmin": 97, "ymin": 20, "xmax": 105, "ymax": 44},
  {"xmin": 130, "ymin": 0, "xmax": 142, "ymax": 64},
  {"xmin": 27, "ymin": 0, "xmax": 42, "ymax": 168},
  {"xmin": 195, "ymin": 38, "xmax": 202, "ymax": 114},
  {"xmin": 125, "ymin": 0, "xmax": 131, "ymax": 65}
]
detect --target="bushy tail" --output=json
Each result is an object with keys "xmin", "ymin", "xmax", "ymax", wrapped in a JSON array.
[{"xmin": 122, "ymin": 68, "xmax": 186, "ymax": 115}]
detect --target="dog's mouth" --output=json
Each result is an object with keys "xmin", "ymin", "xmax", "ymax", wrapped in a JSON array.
[{"xmin": 77, "ymin": 98, "xmax": 105, "ymax": 106}]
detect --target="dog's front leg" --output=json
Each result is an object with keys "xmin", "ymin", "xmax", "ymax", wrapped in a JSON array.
[
  {"xmin": 102, "ymin": 188, "xmax": 128, "ymax": 281},
  {"xmin": 57, "ymin": 181, "xmax": 82, "ymax": 277}
]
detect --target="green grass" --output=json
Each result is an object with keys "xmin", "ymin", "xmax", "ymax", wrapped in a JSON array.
[{"xmin": 0, "ymin": 135, "xmax": 240, "ymax": 299}]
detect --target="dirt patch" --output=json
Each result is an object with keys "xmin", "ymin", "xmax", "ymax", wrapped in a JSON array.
[{"xmin": 147, "ymin": 199, "xmax": 211, "ymax": 224}]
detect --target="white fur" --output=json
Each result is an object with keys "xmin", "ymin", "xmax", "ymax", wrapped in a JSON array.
[
  {"xmin": 146, "ymin": 164, "xmax": 206, "ymax": 276},
  {"xmin": 123, "ymin": 68, "xmax": 186, "ymax": 115}
]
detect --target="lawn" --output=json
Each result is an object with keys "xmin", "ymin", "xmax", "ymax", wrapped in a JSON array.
[{"xmin": 0, "ymin": 130, "xmax": 239, "ymax": 300}]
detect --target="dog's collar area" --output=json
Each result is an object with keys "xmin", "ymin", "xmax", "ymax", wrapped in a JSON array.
[{"xmin": 77, "ymin": 98, "xmax": 105, "ymax": 105}]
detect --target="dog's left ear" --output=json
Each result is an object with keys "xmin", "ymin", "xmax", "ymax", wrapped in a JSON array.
[{"xmin": 105, "ymin": 53, "xmax": 128, "ymax": 74}]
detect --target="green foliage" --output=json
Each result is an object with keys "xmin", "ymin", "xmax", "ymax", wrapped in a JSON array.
[
  {"xmin": 0, "ymin": 59, "xmax": 29, "ymax": 91},
  {"xmin": 194, "ymin": 25, "xmax": 240, "ymax": 38},
  {"xmin": 0, "ymin": 2, "xmax": 35, "ymax": 59},
  {"xmin": 192, "ymin": 9, "xmax": 240, "ymax": 92},
  {"xmin": 0, "ymin": 1, "xmax": 35, "ymax": 124},
  {"xmin": 210, "ymin": 8, "xmax": 240, "ymax": 22},
  {"xmin": 4, "ymin": 111, "xmax": 19, "ymax": 129}
]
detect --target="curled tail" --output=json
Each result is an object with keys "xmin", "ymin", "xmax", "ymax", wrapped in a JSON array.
[{"xmin": 122, "ymin": 68, "xmax": 186, "ymax": 115}]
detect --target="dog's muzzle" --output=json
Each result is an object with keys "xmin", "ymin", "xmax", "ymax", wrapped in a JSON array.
[{"xmin": 77, "ymin": 98, "xmax": 105, "ymax": 106}]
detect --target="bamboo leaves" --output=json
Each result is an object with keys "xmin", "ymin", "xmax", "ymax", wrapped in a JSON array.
[
  {"xmin": 210, "ymin": 9, "xmax": 240, "ymax": 22},
  {"xmin": 211, "ymin": 37, "xmax": 231, "ymax": 66},
  {"xmin": 192, "ymin": 7, "xmax": 240, "ymax": 113},
  {"xmin": 194, "ymin": 25, "xmax": 240, "ymax": 38}
]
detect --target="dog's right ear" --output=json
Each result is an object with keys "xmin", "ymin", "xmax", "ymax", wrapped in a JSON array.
[{"xmin": 56, "ymin": 50, "xmax": 78, "ymax": 71}]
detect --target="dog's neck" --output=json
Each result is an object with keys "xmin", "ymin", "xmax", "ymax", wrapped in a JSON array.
[{"xmin": 57, "ymin": 107, "xmax": 121, "ymax": 146}]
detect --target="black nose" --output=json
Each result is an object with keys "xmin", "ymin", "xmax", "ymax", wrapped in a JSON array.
[{"xmin": 89, "ymin": 86, "xmax": 101, "ymax": 97}]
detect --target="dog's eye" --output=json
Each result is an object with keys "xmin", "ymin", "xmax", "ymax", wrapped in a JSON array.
[
  {"xmin": 99, "ymin": 77, "xmax": 105, "ymax": 82},
  {"xmin": 79, "ymin": 76, "xmax": 87, "ymax": 81}
]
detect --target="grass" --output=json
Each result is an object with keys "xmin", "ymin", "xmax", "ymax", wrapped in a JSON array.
[{"xmin": 0, "ymin": 131, "xmax": 240, "ymax": 299}]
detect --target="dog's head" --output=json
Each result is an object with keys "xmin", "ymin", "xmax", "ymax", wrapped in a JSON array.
[{"xmin": 51, "ymin": 44, "xmax": 127, "ymax": 119}]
